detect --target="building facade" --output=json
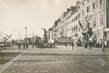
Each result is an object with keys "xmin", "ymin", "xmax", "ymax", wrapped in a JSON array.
[
  {"xmin": 47, "ymin": 0, "xmax": 109, "ymax": 45},
  {"xmin": 80, "ymin": 0, "xmax": 109, "ymax": 42},
  {"xmin": 105, "ymin": 0, "xmax": 109, "ymax": 41}
]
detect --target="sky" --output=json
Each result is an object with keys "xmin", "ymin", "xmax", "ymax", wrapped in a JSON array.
[{"xmin": 0, "ymin": 0, "xmax": 77, "ymax": 39}]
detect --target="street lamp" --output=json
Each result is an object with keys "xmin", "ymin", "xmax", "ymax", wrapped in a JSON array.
[
  {"xmin": 25, "ymin": 26, "xmax": 27, "ymax": 39},
  {"xmin": 24, "ymin": 26, "xmax": 28, "ymax": 49}
]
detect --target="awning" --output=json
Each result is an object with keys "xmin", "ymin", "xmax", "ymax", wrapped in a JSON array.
[{"xmin": 57, "ymin": 37, "xmax": 71, "ymax": 43}]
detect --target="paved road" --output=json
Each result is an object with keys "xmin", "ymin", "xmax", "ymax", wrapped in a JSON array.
[
  {"xmin": 0, "ymin": 46, "xmax": 24, "ymax": 64},
  {"xmin": 1, "ymin": 47, "xmax": 109, "ymax": 73}
]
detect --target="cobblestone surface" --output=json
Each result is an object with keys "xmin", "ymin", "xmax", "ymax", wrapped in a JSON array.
[{"xmin": 1, "ymin": 47, "xmax": 109, "ymax": 73}]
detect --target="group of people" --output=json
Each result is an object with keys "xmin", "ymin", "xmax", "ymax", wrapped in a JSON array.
[
  {"xmin": 16, "ymin": 36, "xmax": 43, "ymax": 50},
  {"xmin": 71, "ymin": 32, "xmax": 108, "ymax": 51},
  {"xmin": 17, "ymin": 39, "xmax": 29, "ymax": 50},
  {"xmin": 16, "ymin": 36, "xmax": 56, "ymax": 49}
]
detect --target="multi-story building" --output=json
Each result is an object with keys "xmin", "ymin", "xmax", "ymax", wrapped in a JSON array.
[
  {"xmin": 47, "ymin": 1, "xmax": 81, "ymax": 44},
  {"xmin": 79, "ymin": 0, "xmax": 109, "ymax": 43},
  {"xmin": 66, "ymin": 7, "xmax": 81, "ymax": 38},
  {"xmin": 105, "ymin": 0, "xmax": 109, "ymax": 42},
  {"xmin": 48, "ymin": 0, "xmax": 109, "ymax": 45}
]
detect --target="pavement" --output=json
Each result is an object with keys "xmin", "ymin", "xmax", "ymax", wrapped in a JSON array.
[
  {"xmin": 1, "ymin": 45, "xmax": 109, "ymax": 55},
  {"xmin": 0, "ymin": 46, "xmax": 24, "ymax": 53},
  {"xmin": 0, "ymin": 46, "xmax": 24, "ymax": 73},
  {"xmin": 0, "ymin": 46, "xmax": 109, "ymax": 73},
  {"xmin": 56, "ymin": 45, "xmax": 109, "ymax": 56}
]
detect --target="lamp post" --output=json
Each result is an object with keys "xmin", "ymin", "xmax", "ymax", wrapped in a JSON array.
[
  {"xmin": 25, "ymin": 26, "xmax": 27, "ymax": 39},
  {"xmin": 24, "ymin": 26, "xmax": 28, "ymax": 49}
]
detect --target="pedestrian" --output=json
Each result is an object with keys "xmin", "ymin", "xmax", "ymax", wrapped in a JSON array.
[
  {"xmin": 71, "ymin": 37, "xmax": 74, "ymax": 49},
  {"xmin": 99, "ymin": 39, "xmax": 102, "ymax": 48},
  {"xmin": 101, "ymin": 39, "xmax": 105, "ymax": 52},
  {"xmin": 17, "ymin": 40, "xmax": 21, "ymax": 50},
  {"xmin": 23, "ymin": 41, "xmax": 25, "ymax": 50},
  {"xmin": 26, "ymin": 40, "xmax": 29, "ymax": 49},
  {"xmin": 104, "ymin": 40, "xmax": 107, "ymax": 48},
  {"xmin": 74, "ymin": 33, "xmax": 79, "ymax": 47}
]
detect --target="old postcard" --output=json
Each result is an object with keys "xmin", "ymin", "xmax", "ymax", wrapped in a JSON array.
[{"xmin": 0, "ymin": 0, "xmax": 109, "ymax": 73}]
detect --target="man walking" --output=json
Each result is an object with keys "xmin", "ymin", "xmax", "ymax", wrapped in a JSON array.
[{"xmin": 71, "ymin": 37, "xmax": 74, "ymax": 49}]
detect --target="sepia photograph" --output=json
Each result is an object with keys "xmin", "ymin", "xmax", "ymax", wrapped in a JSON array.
[{"xmin": 0, "ymin": 0, "xmax": 109, "ymax": 73}]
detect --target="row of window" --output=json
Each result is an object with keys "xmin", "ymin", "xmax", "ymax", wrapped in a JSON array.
[
  {"xmin": 83, "ymin": 0, "xmax": 103, "ymax": 6},
  {"xmin": 72, "ymin": 26, "xmax": 81, "ymax": 33},
  {"xmin": 72, "ymin": 14, "xmax": 80, "ymax": 23},
  {"xmin": 70, "ymin": 17, "xmax": 104, "ymax": 34},
  {"xmin": 70, "ymin": 14, "xmax": 104, "ymax": 33},
  {"xmin": 82, "ymin": 0, "xmax": 103, "ymax": 16},
  {"xmin": 85, "ymin": 15, "xmax": 104, "ymax": 28}
]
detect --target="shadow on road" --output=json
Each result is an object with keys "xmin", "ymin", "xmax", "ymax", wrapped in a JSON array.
[{"xmin": 0, "ymin": 52, "xmax": 21, "ymax": 65}]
